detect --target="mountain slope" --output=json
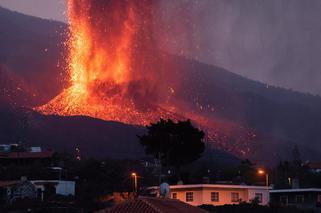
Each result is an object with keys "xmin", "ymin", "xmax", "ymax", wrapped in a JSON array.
[
  {"xmin": 160, "ymin": 55, "xmax": 321, "ymax": 162},
  {"xmin": 0, "ymin": 6, "xmax": 67, "ymax": 106},
  {"xmin": 0, "ymin": 105, "xmax": 144, "ymax": 159},
  {"xmin": 1, "ymin": 7, "xmax": 321, "ymax": 163},
  {"xmin": 0, "ymin": 105, "xmax": 240, "ymax": 166},
  {"xmin": 0, "ymin": 64, "xmax": 38, "ymax": 106}
]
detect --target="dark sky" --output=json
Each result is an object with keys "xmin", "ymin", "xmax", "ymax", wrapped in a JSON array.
[{"xmin": 2, "ymin": 0, "xmax": 321, "ymax": 95}]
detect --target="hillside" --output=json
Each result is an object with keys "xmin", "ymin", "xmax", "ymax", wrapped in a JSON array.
[
  {"xmin": 0, "ymin": 105, "xmax": 240, "ymax": 167},
  {"xmin": 0, "ymin": 6, "xmax": 67, "ymax": 106},
  {"xmin": 160, "ymin": 55, "xmax": 321, "ymax": 162},
  {"xmin": 0, "ymin": 64, "xmax": 38, "ymax": 106},
  {"xmin": 0, "ymin": 104, "xmax": 143, "ymax": 159},
  {"xmin": 0, "ymin": 7, "xmax": 321, "ymax": 163}
]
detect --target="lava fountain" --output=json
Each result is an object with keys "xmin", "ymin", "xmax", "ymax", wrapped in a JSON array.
[
  {"xmin": 38, "ymin": 0, "xmax": 177, "ymax": 125},
  {"xmin": 37, "ymin": 0, "xmax": 255, "ymax": 156}
]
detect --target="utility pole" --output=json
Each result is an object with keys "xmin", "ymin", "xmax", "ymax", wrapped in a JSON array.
[
  {"xmin": 158, "ymin": 152, "xmax": 162, "ymax": 185},
  {"xmin": 131, "ymin": 173, "xmax": 138, "ymax": 193},
  {"xmin": 258, "ymin": 169, "xmax": 269, "ymax": 187}
]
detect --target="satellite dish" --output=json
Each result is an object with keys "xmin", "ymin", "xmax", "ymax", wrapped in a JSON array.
[{"xmin": 159, "ymin": 182, "xmax": 170, "ymax": 198}]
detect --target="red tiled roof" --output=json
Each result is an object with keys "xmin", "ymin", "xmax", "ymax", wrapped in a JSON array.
[
  {"xmin": 0, "ymin": 150, "xmax": 55, "ymax": 159},
  {"xmin": 0, "ymin": 180, "xmax": 21, "ymax": 187},
  {"xmin": 97, "ymin": 197, "xmax": 208, "ymax": 213},
  {"xmin": 307, "ymin": 162, "xmax": 321, "ymax": 169}
]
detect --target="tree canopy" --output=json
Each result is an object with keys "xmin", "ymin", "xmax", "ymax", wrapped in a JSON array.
[{"xmin": 138, "ymin": 119, "xmax": 205, "ymax": 169}]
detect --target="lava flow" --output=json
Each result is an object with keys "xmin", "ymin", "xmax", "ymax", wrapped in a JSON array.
[
  {"xmin": 37, "ymin": 0, "xmax": 255, "ymax": 157},
  {"xmin": 37, "ymin": 0, "xmax": 177, "ymax": 125}
]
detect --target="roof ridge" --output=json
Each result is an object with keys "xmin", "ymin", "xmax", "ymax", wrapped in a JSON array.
[{"xmin": 141, "ymin": 197, "xmax": 163, "ymax": 213}]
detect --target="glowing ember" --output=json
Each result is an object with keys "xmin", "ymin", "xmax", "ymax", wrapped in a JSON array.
[
  {"xmin": 37, "ymin": 0, "xmax": 255, "ymax": 156},
  {"xmin": 37, "ymin": 0, "xmax": 175, "ymax": 125}
]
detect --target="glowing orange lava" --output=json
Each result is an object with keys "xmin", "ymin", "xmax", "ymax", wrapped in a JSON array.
[
  {"xmin": 38, "ymin": 0, "xmax": 177, "ymax": 125},
  {"xmin": 37, "ymin": 0, "xmax": 255, "ymax": 157}
]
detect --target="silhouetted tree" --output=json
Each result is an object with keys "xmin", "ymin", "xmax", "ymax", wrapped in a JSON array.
[
  {"xmin": 138, "ymin": 119, "xmax": 205, "ymax": 180},
  {"xmin": 236, "ymin": 159, "xmax": 258, "ymax": 184},
  {"xmin": 292, "ymin": 145, "xmax": 302, "ymax": 166}
]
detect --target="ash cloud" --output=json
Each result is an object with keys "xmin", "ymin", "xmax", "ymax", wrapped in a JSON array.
[{"xmin": 154, "ymin": 0, "xmax": 321, "ymax": 95}]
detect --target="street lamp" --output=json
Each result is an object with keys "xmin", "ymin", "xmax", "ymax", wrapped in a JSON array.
[
  {"xmin": 131, "ymin": 172, "xmax": 138, "ymax": 193},
  {"xmin": 258, "ymin": 169, "xmax": 269, "ymax": 187}
]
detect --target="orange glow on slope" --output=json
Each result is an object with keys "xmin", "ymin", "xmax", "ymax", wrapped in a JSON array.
[{"xmin": 36, "ymin": 0, "xmax": 255, "ymax": 157}]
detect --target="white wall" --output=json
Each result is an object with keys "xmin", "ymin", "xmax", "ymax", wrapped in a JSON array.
[
  {"xmin": 247, "ymin": 188, "xmax": 270, "ymax": 205},
  {"xmin": 203, "ymin": 188, "xmax": 248, "ymax": 206},
  {"xmin": 55, "ymin": 181, "xmax": 75, "ymax": 196},
  {"xmin": 172, "ymin": 189, "xmax": 203, "ymax": 206},
  {"xmin": 31, "ymin": 180, "xmax": 75, "ymax": 197},
  {"xmin": 170, "ymin": 187, "xmax": 269, "ymax": 206}
]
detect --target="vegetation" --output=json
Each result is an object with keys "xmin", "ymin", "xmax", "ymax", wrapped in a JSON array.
[
  {"xmin": 49, "ymin": 156, "xmax": 157, "ymax": 212},
  {"xmin": 1, "ymin": 147, "xmax": 321, "ymax": 212},
  {"xmin": 138, "ymin": 119, "xmax": 205, "ymax": 180}
]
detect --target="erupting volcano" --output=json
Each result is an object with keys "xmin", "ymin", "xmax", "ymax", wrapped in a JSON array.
[
  {"xmin": 37, "ymin": 0, "xmax": 255, "ymax": 156},
  {"xmin": 38, "ymin": 0, "xmax": 178, "ymax": 125}
]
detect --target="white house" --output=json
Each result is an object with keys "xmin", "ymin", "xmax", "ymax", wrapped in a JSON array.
[
  {"xmin": 30, "ymin": 180, "xmax": 75, "ymax": 201},
  {"xmin": 0, "ymin": 179, "xmax": 37, "ymax": 204},
  {"xmin": 151, "ymin": 184, "xmax": 270, "ymax": 206},
  {"xmin": 270, "ymin": 188, "xmax": 321, "ymax": 211}
]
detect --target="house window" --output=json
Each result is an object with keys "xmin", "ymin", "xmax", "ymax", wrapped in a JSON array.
[
  {"xmin": 172, "ymin": 193, "xmax": 177, "ymax": 199},
  {"xmin": 280, "ymin": 196, "xmax": 288, "ymax": 205},
  {"xmin": 255, "ymin": 193, "xmax": 263, "ymax": 203},
  {"xmin": 231, "ymin": 192, "xmax": 239, "ymax": 202},
  {"xmin": 211, "ymin": 192, "xmax": 219, "ymax": 202},
  {"xmin": 296, "ymin": 195, "xmax": 304, "ymax": 204},
  {"xmin": 186, "ymin": 192, "xmax": 193, "ymax": 202}
]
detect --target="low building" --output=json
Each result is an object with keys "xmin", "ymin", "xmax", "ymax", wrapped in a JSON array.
[
  {"xmin": 149, "ymin": 184, "xmax": 270, "ymax": 206},
  {"xmin": 96, "ymin": 197, "xmax": 208, "ymax": 213},
  {"xmin": 0, "ymin": 144, "xmax": 55, "ymax": 166},
  {"xmin": 31, "ymin": 180, "xmax": 75, "ymax": 201},
  {"xmin": 0, "ymin": 178, "xmax": 37, "ymax": 204},
  {"xmin": 0, "ymin": 178, "xmax": 75, "ymax": 204},
  {"xmin": 270, "ymin": 188, "xmax": 321, "ymax": 212},
  {"xmin": 306, "ymin": 162, "xmax": 321, "ymax": 174}
]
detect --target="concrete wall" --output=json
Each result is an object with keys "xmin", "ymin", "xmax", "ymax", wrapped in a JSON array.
[
  {"xmin": 202, "ymin": 188, "xmax": 247, "ymax": 206},
  {"xmin": 271, "ymin": 191, "xmax": 321, "ymax": 211},
  {"xmin": 172, "ymin": 189, "xmax": 203, "ymax": 206},
  {"xmin": 31, "ymin": 180, "xmax": 75, "ymax": 197},
  {"xmin": 55, "ymin": 181, "xmax": 75, "ymax": 196},
  {"xmin": 248, "ymin": 188, "xmax": 270, "ymax": 205},
  {"xmin": 170, "ymin": 187, "xmax": 269, "ymax": 206}
]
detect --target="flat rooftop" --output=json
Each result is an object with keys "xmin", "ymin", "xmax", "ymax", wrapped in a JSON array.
[
  {"xmin": 149, "ymin": 184, "xmax": 271, "ymax": 190},
  {"xmin": 270, "ymin": 188, "xmax": 321, "ymax": 193}
]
